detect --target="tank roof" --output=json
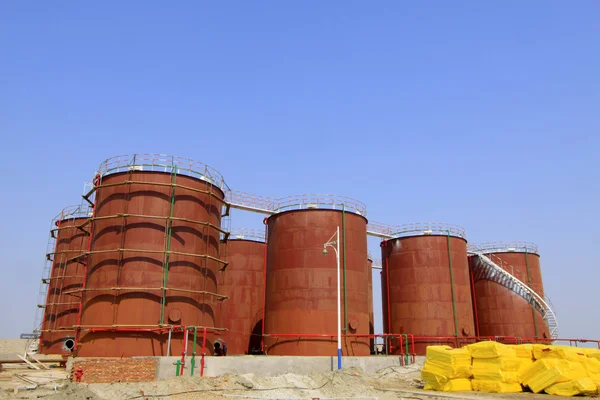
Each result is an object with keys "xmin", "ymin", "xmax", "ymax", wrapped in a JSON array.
[
  {"xmin": 229, "ymin": 228, "xmax": 265, "ymax": 242},
  {"xmin": 97, "ymin": 153, "xmax": 229, "ymax": 192},
  {"xmin": 271, "ymin": 194, "xmax": 367, "ymax": 216},
  {"xmin": 469, "ymin": 241, "xmax": 539, "ymax": 254},
  {"xmin": 54, "ymin": 204, "xmax": 92, "ymax": 223},
  {"xmin": 389, "ymin": 222, "xmax": 466, "ymax": 240}
]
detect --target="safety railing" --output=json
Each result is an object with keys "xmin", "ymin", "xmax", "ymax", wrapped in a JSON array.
[
  {"xmin": 272, "ymin": 194, "xmax": 367, "ymax": 216},
  {"xmin": 226, "ymin": 190, "xmax": 275, "ymax": 212},
  {"xmin": 469, "ymin": 241, "xmax": 539, "ymax": 254},
  {"xmin": 97, "ymin": 154, "xmax": 230, "ymax": 192},
  {"xmin": 54, "ymin": 204, "xmax": 92, "ymax": 223},
  {"xmin": 389, "ymin": 222, "xmax": 467, "ymax": 239},
  {"xmin": 229, "ymin": 228, "xmax": 266, "ymax": 242}
]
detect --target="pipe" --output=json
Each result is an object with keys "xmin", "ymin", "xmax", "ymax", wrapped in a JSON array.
[
  {"xmin": 161, "ymin": 165, "xmax": 178, "ymax": 325},
  {"xmin": 341, "ymin": 204, "xmax": 348, "ymax": 332},
  {"xmin": 336, "ymin": 225, "xmax": 342, "ymax": 370},
  {"xmin": 167, "ymin": 327, "xmax": 172, "ymax": 356},
  {"xmin": 468, "ymin": 260, "xmax": 480, "ymax": 336},
  {"xmin": 190, "ymin": 326, "xmax": 197, "ymax": 376},
  {"xmin": 446, "ymin": 232, "xmax": 459, "ymax": 337},
  {"xmin": 200, "ymin": 327, "xmax": 207, "ymax": 377},
  {"xmin": 525, "ymin": 251, "xmax": 540, "ymax": 338},
  {"xmin": 180, "ymin": 327, "xmax": 188, "ymax": 376}
]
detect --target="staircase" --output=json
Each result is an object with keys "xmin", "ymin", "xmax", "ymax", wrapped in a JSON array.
[{"xmin": 470, "ymin": 251, "xmax": 559, "ymax": 339}]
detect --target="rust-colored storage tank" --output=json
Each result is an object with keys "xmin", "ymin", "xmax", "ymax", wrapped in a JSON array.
[
  {"xmin": 264, "ymin": 196, "xmax": 370, "ymax": 356},
  {"xmin": 217, "ymin": 229, "xmax": 266, "ymax": 355},
  {"xmin": 381, "ymin": 223, "xmax": 474, "ymax": 355},
  {"xmin": 367, "ymin": 257, "xmax": 374, "ymax": 354},
  {"xmin": 471, "ymin": 243, "xmax": 549, "ymax": 339},
  {"xmin": 39, "ymin": 205, "xmax": 90, "ymax": 354},
  {"xmin": 77, "ymin": 155, "xmax": 229, "ymax": 357}
]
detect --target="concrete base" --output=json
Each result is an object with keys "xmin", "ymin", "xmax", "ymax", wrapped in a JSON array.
[{"xmin": 156, "ymin": 355, "xmax": 414, "ymax": 379}]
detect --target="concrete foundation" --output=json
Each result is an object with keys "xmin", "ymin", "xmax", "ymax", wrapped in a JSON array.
[{"xmin": 156, "ymin": 355, "xmax": 415, "ymax": 379}]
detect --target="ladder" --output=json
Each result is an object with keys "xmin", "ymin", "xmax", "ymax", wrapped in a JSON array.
[{"xmin": 470, "ymin": 251, "xmax": 559, "ymax": 339}]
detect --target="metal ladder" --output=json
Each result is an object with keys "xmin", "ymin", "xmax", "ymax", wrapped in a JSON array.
[{"xmin": 470, "ymin": 251, "xmax": 559, "ymax": 339}]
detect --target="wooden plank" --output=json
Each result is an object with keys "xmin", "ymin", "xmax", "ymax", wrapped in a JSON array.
[
  {"xmin": 29, "ymin": 355, "xmax": 50, "ymax": 370},
  {"xmin": 16, "ymin": 355, "xmax": 40, "ymax": 370}
]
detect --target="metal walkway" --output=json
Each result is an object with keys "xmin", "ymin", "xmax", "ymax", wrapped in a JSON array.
[{"xmin": 469, "ymin": 250, "xmax": 559, "ymax": 338}]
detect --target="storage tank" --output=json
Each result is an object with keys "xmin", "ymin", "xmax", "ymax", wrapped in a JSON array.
[
  {"xmin": 471, "ymin": 242, "xmax": 549, "ymax": 339},
  {"xmin": 217, "ymin": 229, "xmax": 266, "ymax": 355},
  {"xmin": 39, "ymin": 205, "xmax": 90, "ymax": 354},
  {"xmin": 77, "ymin": 154, "xmax": 229, "ymax": 357},
  {"xmin": 380, "ymin": 223, "xmax": 474, "ymax": 355},
  {"xmin": 264, "ymin": 195, "xmax": 370, "ymax": 356}
]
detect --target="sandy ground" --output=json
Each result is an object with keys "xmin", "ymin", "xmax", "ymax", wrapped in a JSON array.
[{"xmin": 0, "ymin": 340, "xmax": 30, "ymax": 360}]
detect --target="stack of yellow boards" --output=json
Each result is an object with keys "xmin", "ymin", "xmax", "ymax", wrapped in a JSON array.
[{"xmin": 421, "ymin": 342, "xmax": 600, "ymax": 396}]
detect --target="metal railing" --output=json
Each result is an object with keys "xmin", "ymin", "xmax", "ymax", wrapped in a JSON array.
[
  {"xmin": 272, "ymin": 194, "xmax": 367, "ymax": 215},
  {"xmin": 469, "ymin": 241, "xmax": 539, "ymax": 254},
  {"xmin": 229, "ymin": 228, "xmax": 266, "ymax": 242},
  {"xmin": 97, "ymin": 154, "xmax": 230, "ymax": 192},
  {"xmin": 390, "ymin": 222, "xmax": 467, "ymax": 239}
]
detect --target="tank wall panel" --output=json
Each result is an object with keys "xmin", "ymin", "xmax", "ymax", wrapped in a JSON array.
[{"xmin": 264, "ymin": 210, "xmax": 369, "ymax": 356}]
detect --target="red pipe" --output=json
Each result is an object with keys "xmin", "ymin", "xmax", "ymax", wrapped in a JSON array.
[
  {"xmin": 200, "ymin": 327, "xmax": 207, "ymax": 377},
  {"xmin": 261, "ymin": 218, "xmax": 268, "ymax": 352},
  {"xmin": 468, "ymin": 261, "xmax": 480, "ymax": 336}
]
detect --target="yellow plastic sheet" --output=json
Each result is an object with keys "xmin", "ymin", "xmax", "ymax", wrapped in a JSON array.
[
  {"xmin": 532, "ymin": 344, "xmax": 587, "ymax": 362},
  {"xmin": 424, "ymin": 378, "xmax": 472, "ymax": 392},
  {"xmin": 521, "ymin": 359, "xmax": 588, "ymax": 393},
  {"xmin": 518, "ymin": 358, "xmax": 534, "ymax": 381},
  {"xmin": 510, "ymin": 344, "xmax": 533, "ymax": 359},
  {"xmin": 583, "ymin": 357, "xmax": 600, "ymax": 379},
  {"xmin": 467, "ymin": 341, "xmax": 516, "ymax": 359},
  {"xmin": 471, "ymin": 380, "xmax": 523, "ymax": 393},
  {"xmin": 544, "ymin": 377, "xmax": 597, "ymax": 397}
]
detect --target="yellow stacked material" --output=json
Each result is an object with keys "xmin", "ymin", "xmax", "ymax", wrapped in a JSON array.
[
  {"xmin": 587, "ymin": 351, "xmax": 600, "ymax": 361},
  {"xmin": 583, "ymin": 357, "xmax": 600, "ymax": 380},
  {"xmin": 422, "ymin": 346, "xmax": 471, "ymax": 379},
  {"xmin": 544, "ymin": 377, "xmax": 598, "ymax": 397},
  {"xmin": 510, "ymin": 344, "xmax": 534, "ymax": 359},
  {"xmin": 467, "ymin": 341, "xmax": 517, "ymax": 359},
  {"xmin": 472, "ymin": 358, "xmax": 520, "ymax": 383},
  {"xmin": 521, "ymin": 359, "xmax": 588, "ymax": 393},
  {"xmin": 518, "ymin": 358, "xmax": 534, "ymax": 379},
  {"xmin": 533, "ymin": 344, "xmax": 587, "ymax": 362},
  {"xmin": 424, "ymin": 378, "xmax": 472, "ymax": 392},
  {"xmin": 577, "ymin": 347, "xmax": 600, "ymax": 357},
  {"xmin": 471, "ymin": 380, "xmax": 522, "ymax": 393}
]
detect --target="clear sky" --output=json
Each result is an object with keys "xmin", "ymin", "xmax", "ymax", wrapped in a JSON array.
[{"xmin": 1, "ymin": 2, "xmax": 598, "ymax": 341}]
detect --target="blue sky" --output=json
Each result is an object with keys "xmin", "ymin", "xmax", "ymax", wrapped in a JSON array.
[{"xmin": 1, "ymin": 1, "xmax": 598, "ymax": 341}]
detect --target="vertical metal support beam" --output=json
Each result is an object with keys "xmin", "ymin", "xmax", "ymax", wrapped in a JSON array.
[
  {"xmin": 341, "ymin": 204, "xmax": 348, "ymax": 332},
  {"xmin": 446, "ymin": 232, "xmax": 459, "ymax": 338},
  {"xmin": 160, "ymin": 164, "xmax": 178, "ymax": 325},
  {"xmin": 525, "ymin": 251, "xmax": 540, "ymax": 338}
]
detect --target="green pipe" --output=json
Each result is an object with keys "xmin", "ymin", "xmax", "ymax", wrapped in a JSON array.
[
  {"xmin": 160, "ymin": 164, "xmax": 178, "ymax": 325},
  {"xmin": 190, "ymin": 326, "xmax": 197, "ymax": 376},
  {"xmin": 175, "ymin": 360, "xmax": 181, "ymax": 376},
  {"xmin": 401, "ymin": 334, "xmax": 410, "ymax": 365},
  {"xmin": 525, "ymin": 251, "xmax": 539, "ymax": 338},
  {"xmin": 446, "ymin": 232, "xmax": 459, "ymax": 337},
  {"xmin": 342, "ymin": 204, "xmax": 348, "ymax": 332}
]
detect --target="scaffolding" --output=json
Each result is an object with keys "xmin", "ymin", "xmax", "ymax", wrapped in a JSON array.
[
  {"xmin": 35, "ymin": 204, "xmax": 92, "ymax": 352},
  {"xmin": 74, "ymin": 154, "xmax": 231, "ymax": 354}
]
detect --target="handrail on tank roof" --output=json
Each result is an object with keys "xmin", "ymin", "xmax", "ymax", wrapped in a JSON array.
[
  {"xmin": 229, "ymin": 228, "xmax": 266, "ymax": 242},
  {"xmin": 468, "ymin": 241, "xmax": 539, "ymax": 254},
  {"xmin": 97, "ymin": 154, "xmax": 230, "ymax": 192},
  {"xmin": 54, "ymin": 204, "xmax": 93, "ymax": 223},
  {"xmin": 272, "ymin": 194, "xmax": 367, "ymax": 216},
  {"xmin": 389, "ymin": 222, "xmax": 467, "ymax": 239}
]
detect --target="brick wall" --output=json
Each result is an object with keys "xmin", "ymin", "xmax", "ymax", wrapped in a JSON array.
[{"xmin": 72, "ymin": 358, "xmax": 158, "ymax": 383}]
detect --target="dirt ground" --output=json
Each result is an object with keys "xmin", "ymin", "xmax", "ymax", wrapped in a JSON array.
[{"xmin": 0, "ymin": 363, "xmax": 573, "ymax": 400}]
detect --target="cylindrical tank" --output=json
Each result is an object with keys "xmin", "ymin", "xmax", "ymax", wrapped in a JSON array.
[
  {"xmin": 471, "ymin": 242, "xmax": 549, "ymax": 339},
  {"xmin": 39, "ymin": 205, "xmax": 90, "ymax": 354},
  {"xmin": 381, "ymin": 223, "xmax": 474, "ymax": 355},
  {"xmin": 217, "ymin": 229, "xmax": 266, "ymax": 355},
  {"xmin": 264, "ymin": 195, "xmax": 370, "ymax": 356},
  {"xmin": 367, "ymin": 257, "xmax": 374, "ymax": 354},
  {"xmin": 77, "ymin": 154, "xmax": 228, "ymax": 357}
]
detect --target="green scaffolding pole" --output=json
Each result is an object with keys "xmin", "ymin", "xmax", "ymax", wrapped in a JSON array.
[
  {"xmin": 525, "ymin": 251, "xmax": 540, "ymax": 338},
  {"xmin": 446, "ymin": 232, "xmax": 459, "ymax": 337},
  {"xmin": 160, "ymin": 164, "xmax": 178, "ymax": 325}
]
